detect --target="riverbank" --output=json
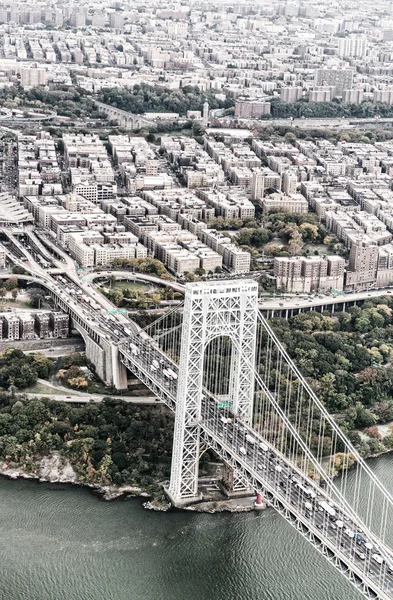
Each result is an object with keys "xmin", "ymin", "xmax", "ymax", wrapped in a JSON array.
[
  {"xmin": 0, "ymin": 452, "xmax": 258, "ymax": 513},
  {"xmin": 0, "ymin": 453, "xmax": 151, "ymax": 502}
]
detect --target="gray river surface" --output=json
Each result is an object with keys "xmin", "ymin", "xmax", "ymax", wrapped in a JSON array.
[{"xmin": 2, "ymin": 454, "xmax": 393, "ymax": 600}]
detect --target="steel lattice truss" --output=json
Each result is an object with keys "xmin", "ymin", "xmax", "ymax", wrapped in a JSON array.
[
  {"xmin": 169, "ymin": 280, "xmax": 258, "ymax": 501},
  {"xmin": 117, "ymin": 279, "xmax": 393, "ymax": 600}
]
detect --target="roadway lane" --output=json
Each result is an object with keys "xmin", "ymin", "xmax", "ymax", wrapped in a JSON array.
[
  {"xmin": 260, "ymin": 288, "xmax": 393, "ymax": 314},
  {"xmin": 120, "ymin": 335, "xmax": 393, "ymax": 599},
  {"xmin": 19, "ymin": 392, "xmax": 160, "ymax": 404}
]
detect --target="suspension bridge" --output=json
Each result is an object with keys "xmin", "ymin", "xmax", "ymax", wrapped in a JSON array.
[{"xmin": 117, "ymin": 279, "xmax": 393, "ymax": 600}]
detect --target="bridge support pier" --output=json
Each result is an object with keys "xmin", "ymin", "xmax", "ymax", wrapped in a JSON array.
[
  {"xmin": 111, "ymin": 345, "xmax": 128, "ymax": 390},
  {"xmin": 220, "ymin": 464, "xmax": 253, "ymax": 498},
  {"xmin": 167, "ymin": 280, "xmax": 258, "ymax": 507}
]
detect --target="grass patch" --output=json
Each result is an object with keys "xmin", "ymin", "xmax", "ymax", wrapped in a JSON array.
[
  {"xmin": 100, "ymin": 281, "xmax": 151, "ymax": 293},
  {"xmin": 0, "ymin": 300, "xmax": 31, "ymax": 310},
  {"xmin": 24, "ymin": 382, "xmax": 64, "ymax": 396}
]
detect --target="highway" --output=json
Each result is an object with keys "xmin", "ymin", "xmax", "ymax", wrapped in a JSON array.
[
  {"xmin": 4, "ymin": 219, "xmax": 393, "ymax": 596},
  {"xmin": 19, "ymin": 391, "xmax": 159, "ymax": 404},
  {"xmin": 23, "ymin": 343, "xmax": 85, "ymax": 358},
  {"xmin": 119, "ymin": 335, "xmax": 393, "ymax": 599},
  {"xmin": 260, "ymin": 287, "xmax": 393, "ymax": 316},
  {"xmin": 237, "ymin": 116, "xmax": 393, "ymax": 130}
]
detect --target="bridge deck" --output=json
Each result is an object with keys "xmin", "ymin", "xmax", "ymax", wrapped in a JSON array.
[{"xmin": 119, "ymin": 334, "xmax": 393, "ymax": 600}]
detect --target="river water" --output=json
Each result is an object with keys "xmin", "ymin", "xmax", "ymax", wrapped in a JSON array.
[{"xmin": 2, "ymin": 454, "xmax": 393, "ymax": 600}]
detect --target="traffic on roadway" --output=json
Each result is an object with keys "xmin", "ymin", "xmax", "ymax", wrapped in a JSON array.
[{"xmin": 120, "ymin": 334, "xmax": 393, "ymax": 599}]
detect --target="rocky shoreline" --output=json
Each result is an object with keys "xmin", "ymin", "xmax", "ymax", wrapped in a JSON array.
[
  {"xmin": 3, "ymin": 446, "xmax": 391, "ymax": 514},
  {"xmin": 0, "ymin": 452, "xmax": 258, "ymax": 513},
  {"xmin": 0, "ymin": 453, "xmax": 151, "ymax": 502}
]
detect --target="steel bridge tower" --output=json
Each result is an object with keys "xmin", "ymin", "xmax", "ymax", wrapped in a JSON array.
[{"xmin": 167, "ymin": 280, "xmax": 258, "ymax": 506}]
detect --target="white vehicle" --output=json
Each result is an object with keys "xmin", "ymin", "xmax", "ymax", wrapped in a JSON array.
[
  {"xmin": 275, "ymin": 465, "xmax": 283, "ymax": 473},
  {"xmin": 163, "ymin": 369, "xmax": 172, "ymax": 380},
  {"xmin": 150, "ymin": 364, "xmax": 158, "ymax": 372},
  {"xmin": 296, "ymin": 482, "xmax": 316, "ymax": 499},
  {"xmin": 344, "ymin": 528, "xmax": 355, "ymax": 539},
  {"xmin": 166, "ymin": 368, "xmax": 178, "ymax": 380},
  {"xmin": 124, "ymin": 327, "xmax": 132, "ymax": 336},
  {"xmin": 129, "ymin": 343, "xmax": 140, "ymax": 356},
  {"xmin": 259, "ymin": 443, "xmax": 269, "ymax": 452},
  {"xmin": 372, "ymin": 554, "xmax": 384, "ymax": 565},
  {"xmin": 305, "ymin": 501, "xmax": 313, "ymax": 511},
  {"xmin": 245, "ymin": 434, "xmax": 255, "ymax": 445},
  {"xmin": 305, "ymin": 487, "xmax": 316, "ymax": 499},
  {"xmin": 152, "ymin": 359, "xmax": 159, "ymax": 369},
  {"xmin": 365, "ymin": 542, "xmax": 373, "ymax": 551},
  {"xmin": 335, "ymin": 520, "xmax": 344, "ymax": 529},
  {"xmin": 239, "ymin": 446, "xmax": 247, "ymax": 456},
  {"xmin": 318, "ymin": 501, "xmax": 336, "ymax": 518},
  {"xmin": 355, "ymin": 550, "xmax": 366, "ymax": 561}
]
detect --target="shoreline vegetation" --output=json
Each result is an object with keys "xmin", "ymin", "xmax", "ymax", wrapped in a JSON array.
[{"xmin": 3, "ymin": 292, "xmax": 393, "ymax": 511}]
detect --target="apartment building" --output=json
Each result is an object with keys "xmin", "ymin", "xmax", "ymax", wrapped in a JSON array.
[
  {"xmin": 274, "ymin": 255, "xmax": 345, "ymax": 293},
  {"xmin": 18, "ymin": 313, "xmax": 35, "ymax": 339},
  {"xmin": 262, "ymin": 192, "xmax": 308, "ymax": 214},
  {"xmin": 49, "ymin": 312, "xmax": 69, "ymax": 338}
]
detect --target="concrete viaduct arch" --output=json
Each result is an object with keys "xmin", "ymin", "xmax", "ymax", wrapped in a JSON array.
[{"xmin": 94, "ymin": 100, "xmax": 154, "ymax": 130}]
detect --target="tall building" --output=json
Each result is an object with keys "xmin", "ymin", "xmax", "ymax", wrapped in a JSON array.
[
  {"xmin": 235, "ymin": 99, "xmax": 271, "ymax": 118},
  {"xmin": 314, "ymin": 68, "xmax": 354, "ymax": 97},
  {"xmin": 309, "ymin": 87, "xmax": 332, "ymax": 103},
  {"xmin": 251, "ymin": 170, "xmax": 264, "ymax": 200},
  {"xmin": 342, "ymin": 89, "xmax": 364, "ymax": 104},
  {"xmin": 3, "ymin": 314, "xmax": 19, "ymax": 340},
  {"xmin": 109, "ymin": 12, "xmax": 124, "ymax": 29},
  {"xmin": 346, "ymin": 238, "xmax": 378, "ymax": 288},
  {"xmin": 20, "ymin": 67, "xmax": 47, "ymax": 88},
  {"xmin": 251, "ymin": 167, "xmax": 281, "ymax": 201},
  {"xmin": 282, "ymin": 171, "xmax": 298, "ymax": 196},
  {"xmin": 374, "ymin": 89, "xmax": 393, "ymax": 104},
  {"xmin": 0, "ymin": 243, "xmax": 6, "ymax": 269},
  {"xmin": 19, "ymin": 313, "xmax": 35, "ymax": 340},
  {"xmin": 338, "ymin": 35, "xmax": 368, "ymax": 59},
  {"xmin": 202, "ymin": 99, "xmax": 209, "ymax": 127},
  {"xmin": 280, "ymin": 87, "xmax": 303, "ymax": 103},
  {"xmin": 35, "ymin": 313, "xmax": 50, "ymax": 338},
  {"xmin": 274, "ymin": 256, "xmax": 345, "ymax": 293}
]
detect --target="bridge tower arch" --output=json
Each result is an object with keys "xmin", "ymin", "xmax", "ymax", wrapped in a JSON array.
[{"xmin": 167, "ymin": 280, "xmax": 258, "ymax": 506}]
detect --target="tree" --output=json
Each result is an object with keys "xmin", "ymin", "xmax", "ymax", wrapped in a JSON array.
[
  {"xmin": 108, "ymin": 289, "xmax": 123, "ymax": 306},
  {"xmin": 332, "ymin": 452, "xmax": 355, "ymax": 473},
  {"xmin": 287, "ymin": 228, "xmax": 304, "ymax": 254},
  {"xmin": 4, "ymin": 277, "xmax": 18, "ymax": 291},
  {"xmin": 299, "ymin": 223, "xmax": 318, "ymax": 243},
  {"xmin": 364, "ymin": 426, "xmax": 382, "ymax": 440},
  {"xmin": 383, "ymin": 434, "xmax": 393, "ymax": 449},
  {"xmin": 149, "ymin": 293, "xmax": 161, "ymax": 308},
  {"xmin": 11, "ymin": 288, "xmax": 18, "ymax": 301},
  {"xmin": 68, "ymin": 376, "xmax": 88, "ymax": 389},
  {"xmin": 284, "ymin": 132, "xmax": 296, "ymax": 144},
  {"xmin": 12, "ymin": 266, "xmax": 26, "ymax": 275},
  {"xmin": 0, "ymin": 288, "xmax": 5, "ymax": 300}
]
